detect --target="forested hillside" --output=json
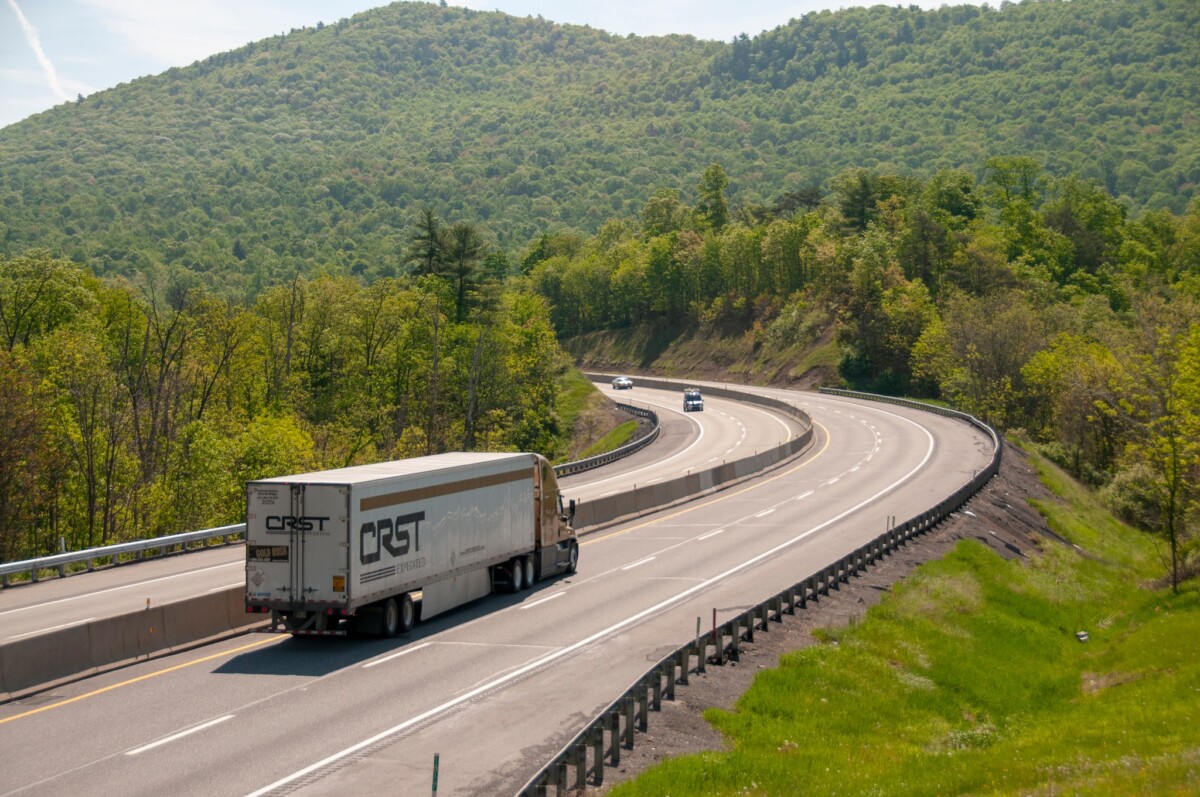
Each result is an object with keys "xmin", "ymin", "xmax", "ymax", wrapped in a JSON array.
[
  {"xmin": 0, "ymin": 250, "xmax": 568, "ymax": 562},
  {"xmin": 1, "ymin": 0, "xmax": 1196, "ymax": 293},
  {"xmin": 530, "ymin": 157, "xmax": 1200, "ymax": 589}
]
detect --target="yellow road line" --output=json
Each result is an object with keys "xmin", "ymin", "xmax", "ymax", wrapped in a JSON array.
[
  {"xmin": 583, "ymin": 419, "xmax": 831, "ymax": 546},
  {"xmin": 0, "ymin": 634, "xmax": 285, "ymax": 725},
  {"xmin": 1, "ymin": 419, "xmax": 830, "ymax": 724}
]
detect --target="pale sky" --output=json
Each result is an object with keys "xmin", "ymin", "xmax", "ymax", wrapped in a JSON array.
[{"xmin": 1, "ymin": 0, "xmax": 976, "ymax": 130}]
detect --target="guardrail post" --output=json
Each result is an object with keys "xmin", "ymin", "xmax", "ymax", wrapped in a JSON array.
[
  {"xmin": 591, "ymin": 726, "xmax": 605, "ymax": 787},
  {"xmin": 573, "ymin": 743, "xmax": 587, "ymax": 791},
  {"xmin": 638, "ymin": 680, "xmax": 650, "ymax": 731},
  {"xmin": 554, "ymin": 760, "xmax": 568, "ymax": 792},
  {"xmin": 677, "ymin": 647, "xmax": 689, "ymax": 686},
  {"xmin": 742, "ymin": 611, "xmax": 753, "ymax": 643},
  {"xmin": 624, "ymin": 695, "xmax": 636, "ymax": 749},
  {"xmin": 665, "ymin": 658, "xmax": 676, "ymax": 701},
  {"xmin": 608, "ymin": 712, "xmax": 621, "ymax": 765},
  {"xmin": 697, "ymin": 635, "xmax": 707, "ymax": 673},
  {"xmin": 729, "ymin": 617, "xmax": 741, "ymax": 660},
  {"xmin": 651, "ymin": 668, "xmax": 663, "ymax": 710},
  {"xmin": 785, "ymin": 587, "xmax": 797, "ymax": 615}
]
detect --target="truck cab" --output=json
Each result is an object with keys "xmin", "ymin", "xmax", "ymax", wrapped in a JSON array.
[
  {"xmin": 683, "ymin": 388, "xmax": 704, "ymax": 412},
  {"xmin": 533, "ymin": 454, "xmax": 579, "ymax": 578}
]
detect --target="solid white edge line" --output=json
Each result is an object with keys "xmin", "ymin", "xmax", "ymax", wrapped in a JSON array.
[
  {"xmin": 521, "ymin": 592, "xmax": 566, "ymax": 610},
  {"xmin": 697, "ymin": 529, "xmax": 725, "ymax": 540},
  {"xmin": 571, "ymin": 393, "xmax": 706, "ymax": 490},
  {"xmin": 126, "ymin": 715, "xmax": 234, "ymax": 756},
  {"xmin": 621, "ymin": 556, "xmax": 657, "ymax": 571},
  {"xmin": 245, "ymin": 411, "xmax": 939, "ymax": 797},
  {"xmin": 208, "ymin": 583, "xmax": 243, "ymax": 593},
  {"xmin": 0, "ymin": 561, "xmax": 243, "ymax": 618},
  {"xmin": 6, "ymin": 617, "xmax": 96, "ymax": 641},
  {"xmin": 362, "ymin": 642, "xmax": 433, "ymax": 669}
]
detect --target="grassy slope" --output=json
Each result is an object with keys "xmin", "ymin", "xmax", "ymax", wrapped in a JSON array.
[
  {"xmin": 609, "ymin": 447, "xmax": 1200, "ymax": 795},
  {"xmin": 553, "ymin": 369, "xmax": 641, "ymax": 463},
  {"xmin": 564, "ymin": 320, "xmax": 843, "ymax": 389}
]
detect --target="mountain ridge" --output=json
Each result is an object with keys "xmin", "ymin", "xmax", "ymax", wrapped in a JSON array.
[{"xmin": 1, "ymin": 0, "xmax": 1195, "ymax": 292}]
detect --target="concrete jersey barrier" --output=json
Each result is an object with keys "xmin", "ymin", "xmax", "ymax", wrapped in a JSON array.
[
  {"xmin": 0, "ymin": 588, "xmax": 265, "ymax": 701},
  {"xmin": 574, "ymin": 375, "xmax": 814, "ymax": 532},
  {"xmin": 1, "ymin": 379, "xmax": 808, "ymax": 701}
]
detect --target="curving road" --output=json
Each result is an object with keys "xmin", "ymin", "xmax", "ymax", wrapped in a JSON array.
[
  {"xmin": 0, "ymin": 383, "xmax": 802, "ymax": 652},
  {"xmin": 0, "ymin": 387, "xmax": 993, "ymax": 797}
]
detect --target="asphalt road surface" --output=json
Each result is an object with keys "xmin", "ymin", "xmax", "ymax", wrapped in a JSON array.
[
  {"xmin": 0, "ymin": 383, "xmax": 803, "ymax": 643},
  {"xmin": 0, "ymin": 388, "xmax": 993, "ymax": 797}
]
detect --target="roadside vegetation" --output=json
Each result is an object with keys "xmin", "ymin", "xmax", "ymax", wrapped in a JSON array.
[
  {"xmin": 577, "ymin": 421, "xmax": 639, "ymax": 461},
  {"xmin": 0, "ymin": 248, "xmax": 574, "ymax": 563},
  {"xmin": 608, "ymin": 446, "xmax": 1200, "ymax": 795},
  {"xmin": 534, "ymin": 157, "xmax": 1200, "ymax": 592},
  {"xmin": 3, "ymin": 1, "xmax": 1195, "ymax": 282}
]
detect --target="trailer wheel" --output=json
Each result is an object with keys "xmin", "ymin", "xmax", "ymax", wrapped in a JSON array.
[
  {"xmin": 522, "ymin": 556, "xmax": 536, "ymax": 588},
  {"xmin": 399, "ymin": 592, "xmax": 416, "ymax": 633},
  {"xmin": 509, "ymin": 557, "xmax": 525, "ymax": 593},
  {"xmin": 566, "ymin": 541, "xmax": 579, "ymax": 574},
  {"xmin": 382, "ymin": 597, "xmax": 401, "ymax": 637},
  {"xmin": 382, "ymin": 594, "xmax": 416, "ymax": 637}
]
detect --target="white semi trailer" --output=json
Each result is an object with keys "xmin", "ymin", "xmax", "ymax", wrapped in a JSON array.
[{"xmin": 244, "ymin": 452, "xmax": 578, "ymax": 636}]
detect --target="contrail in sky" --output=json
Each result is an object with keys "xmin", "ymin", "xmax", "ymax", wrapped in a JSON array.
[{"xmin": 6, "ymin": 0, "xmax": 71, "ymax": 101}]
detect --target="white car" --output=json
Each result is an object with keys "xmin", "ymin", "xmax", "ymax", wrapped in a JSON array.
[{"xmin": 612, "ymin": 376, "xmax": 633, "ymax": 389}]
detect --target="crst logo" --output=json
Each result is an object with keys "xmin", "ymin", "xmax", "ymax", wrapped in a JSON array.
[
  {"xmin": 361, "ymin": 511, "xmax": 424, "ymax": 565},
  {"xmin": 266, "ymin": 515, "xmax": 330, "ymax": 532}
]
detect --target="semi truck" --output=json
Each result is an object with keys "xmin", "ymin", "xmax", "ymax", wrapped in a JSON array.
[{"xmin": 244, "ymin": 452, "xmax": 578, "ymax": 636}]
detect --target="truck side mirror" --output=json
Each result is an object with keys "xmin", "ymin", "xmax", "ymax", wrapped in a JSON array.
[{"xmin": 569, "ymin": 499, "xmax": 576, "ymax": 520}]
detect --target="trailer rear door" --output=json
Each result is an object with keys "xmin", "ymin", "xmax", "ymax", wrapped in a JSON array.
[{"xmin": 246, "ymin": 482, "xmax": 349, "ymax": 608}]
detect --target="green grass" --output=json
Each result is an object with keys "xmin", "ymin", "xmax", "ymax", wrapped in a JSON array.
[
  {"xmin": 577, "ymin": 420, "xmax": 638, "ymax": 459},
  {"xmin": 609, "ymin": 446, "xmax": 1200, "ymax": 795},
  {"xmin": 556, "ymin": 369, "xmax": 601, "ymax": 432}
]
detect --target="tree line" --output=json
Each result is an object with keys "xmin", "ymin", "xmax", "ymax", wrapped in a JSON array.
[
  {"xmin": 0, "ymin": 233, "xmax": 565, "ymax": 563},
  {"xmin": 1, "ymin": 0, "xmax": 1195, "ymax": 289},
  {"xmin": 528, "ymin": 159, "xmax": 1200, "ymax": 590}
]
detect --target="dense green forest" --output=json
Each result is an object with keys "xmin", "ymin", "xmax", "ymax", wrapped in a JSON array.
[
  {"xmin": 0, "ymin": 0, "xmax": 1196, "ymax": 579},
  {"xmin": 0, "ymin": 0, "xmax": 1197, "ymax": 295},
  {"xmin": 529, "ymin": 157, "xmax": 1200, "ymax": 588},
  {"xmin": 0, "ymin": 245, "xmax": 567, "ymax": 562}
]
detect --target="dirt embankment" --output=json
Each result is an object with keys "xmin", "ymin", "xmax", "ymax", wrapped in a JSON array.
[{"xmin": 588, "ymin": 443, "xmax": 1057, "ymax": 793}]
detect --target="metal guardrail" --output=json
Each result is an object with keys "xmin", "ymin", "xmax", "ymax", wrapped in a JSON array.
[
  {"xmin": 0, "ymin": 524, "xmax": 247, "ymax": 587},
  {"xmin": 0, "ymin": 404, "xmax": 662, "ymax": 588},
  {"xmin": 517, "ymin": 389, "xmax": 1002, "ymax": 796},
  {"xmin": 553, "ymin": 403, "xmax": 660, "ymax": 477}
]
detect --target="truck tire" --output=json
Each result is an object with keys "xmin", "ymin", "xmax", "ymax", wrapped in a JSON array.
[
  {"xmin": 381, "ymin": 593, "xmax": 416, "ymax": 637},
  {"xmin": 522, "ymin": 556, "xmax": 536, "ymax": 588},
  {"xmin": 399, "ymin": 592, "xmax": 416, "ymax": 633},
  {"xmin": 509, "ymin": 557, "xmax": 525, "ymax": 593},
  {"xmin": 566, "ymin": 541, "xmax": 579, "ymax": 574},
  {"xmin": 382, "ymin": 597, "xmax": 401, "ymax": 637}
]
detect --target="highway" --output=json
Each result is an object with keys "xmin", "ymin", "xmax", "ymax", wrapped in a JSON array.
[
  {"xmin": 0, "ymin": 387, "xmax": 994, "ymax": 797},
  {"xmin": 0, "ymin": 382, "xmax": 803, "ymax": 655}
]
